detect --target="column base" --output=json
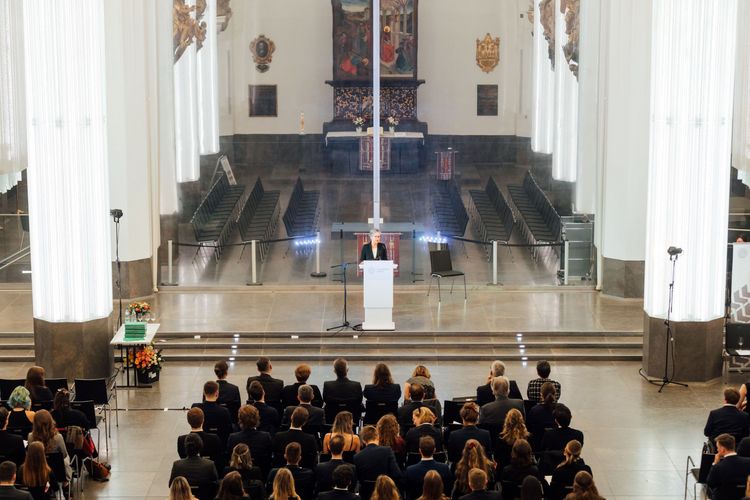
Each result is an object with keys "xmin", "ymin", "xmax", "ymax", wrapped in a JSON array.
[
  {"xmin": 112, "ymin": 257, "xmax": 153, "ymax": 299},
  {"xmin": 34, "ymin": 316, "xmax": 114, "ymax": 380},
  {"xmin": 642, "ymin": 313, "xmax": 723, "ymax": 382},
  {"xmin": 602, "ymin": 257, "xmax": 644, "ymax": 298}
]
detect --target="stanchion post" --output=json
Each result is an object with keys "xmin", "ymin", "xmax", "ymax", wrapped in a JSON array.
[
  {"xmin": 247, "ymin": 240, "xmax": 262, "ymax": 286},
  {"xmin": 311, "ymin": 232, "xmax": 327, "ymax": 277},
  {"xmin": 161, "ymin": 239, "xmax": 178, "ymax": 286},
  {"xmin": 437, "ymin": 231, "xmax": 442, "ymax": 251},
  {"xmin": 564, "ymin": 240, "xmax": 569, "ymax": 285},
  {"xmin": 492, "ymin": 240, "xmax": 498, "ymax": 285}
]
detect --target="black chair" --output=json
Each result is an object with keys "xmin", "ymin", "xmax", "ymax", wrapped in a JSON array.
[
  {"xmin": 0, "ymin": 379, "xmax": 25, "ymax": 400},
  {"xmin": 190, "ymin": 482, "xmax": 219, "ymax": 500},
  {"xmin": 31, "ymin": 400, "xmax": 53, "ymax": 412},
  {"xmin": 45, "ymin": 378, "xmax": 69, "ymax": 394},
  {"xmin": 427, "ymin": 249, "xmax": 466, "ymax": 302},
  {"xmin": 70, "ymin": 400, "xmax": 104, "ymax": 458},
  {"xmin": 443, "ymin": 400, "xmax": 470, "ymax": 425},
  {"xmin": 324, "ymin": 401, "xmax": 363, "ymax": 424},
  {"xmin": 46, "ymin": 451, "xmax": 77, "ymax": 498},
  {"xmin": 73, "ymin": 376, "xmax": 118, "ymax": 456},
  {"xmin": 684, "ymin": 444, "xmax": 716, "ymax": 500},
  {"xmin": 363, "ymin": 400, "xmax": 398, "ymax": 425},
  {"xmin": 359, "ymin": 479, "xmax": 377, "ymax": 500}
]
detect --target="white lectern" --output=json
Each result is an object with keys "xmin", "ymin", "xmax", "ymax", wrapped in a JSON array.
[{"xmin": 361, "ymin": 260, "xmax": 397, "ymax": 330}]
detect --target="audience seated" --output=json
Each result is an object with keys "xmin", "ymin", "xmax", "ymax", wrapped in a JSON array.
[
  {"xmin": 548, "ymin": 440, "xmax": 591, "ymax": 500},
  {"xmin": 364, "ymin": 363, "xmax": 402, "ymax": 404},
  {"xmin": 247, "ymin": 357, "xmax": 285, "ymax": 407},
  {"xmin": 526, "ymin": 382, "xmax": 558, "ymax": 451},
  {"xmin": 169, "ymin": 434, "xmax": 219, "ymax": 500},
  {"xmin": 50, "ymin": 389, "xmax": 89, "ymax": 430},
  {"xmin": 371, "ymin": 475, "xmax": 400, "ymax": 500},
  {"xmin": 353, "ymin": 426, "xmax": 402, "ymax": 500},
  {"xmin": 405, "ymin": 366, "xmax": 435, "ymax": 403},
  {"xmin": 0, "ymin": 408, "xmax": 25, "ymax": 467},
  {"xmin": 477, "ymin": 377, "xmax": 524, "ymax": 426},
  {"xmin": 317, "ymin": 464, "xmax": 358, "ymax": 500},
  {"xmin": 216, "ymin": 470, "xmax": 259, "ymax": 500},
  {"xmin": 541, "ymin": 404, "xmax": 584, "ymax": 452},
  {"xmin": 271, "ymin": 467, "xmax": 300, "ymax": 500},
  {"xmin": 316, "ymin": 435, "xmax": 357, "ymax": 494},
  {"xmin": 417, "ymin": 470, "xmax": 450, "ymax": 500},
  {"xmin": 323, "ymin": 359, "xmax": 363, "ymax": 408},
  {"xmin": 227, "ymin": 405, "xmax": 273, "ymax": 477},
  {"xmin": 177, "ymin": 407, "xmax": 224, "ymax": 465},
  {"xmin": 283, "ymin": 364, "xmax": 324, "ymax": 409},
  {"xmin": 193, "ymin": 381, "xmax": 233, "ymax": 445},
  {"xmin": 249, "ymin": 381, "xmax": 281, "ymax": 435},
  {"xmin": 223, "ymin": 443, "xmax": 264, "ymax": 489},
  {"xmin": 705, "ymin": 388, "xmax": 750, "ymax": 443},
  {"xmin": 494, "ymin": 408, "xmax": 529, "ymax": 473},
  {"xmin": 23, "ymin": 367, "xmax": 53, "ymax": 404},
  {"xmin": 272, "ymin": 407, "xmax": 319, "ymax": 469},
  {"xmin": 456, "ymin": 468, "xmax": 500, "ymax": 500},
  {"xmin": 499, "ymin": 439, "xmax": 542, "ymax": 499},
  {"xmin": 520, "ymin": 475, "xmax": 543, "ymax": 500},
  {"xmin": 451, "ymin": 440, "xmax": 494, "ymax": 500},
  {"xmin": 283, "ymin": 385, "xmax": 326, "ymax": 428},
  {"xmin": 376, "ymin": 415, "xmax": 406, "ymax": 459},
  {"xmin": 707, "ymin": 433, "xmax": 750, "ymax": 500},
  {"xmin": 323, "ymin": 411, "xmax": 361, "ymax": 454},
  {"xmin": 27, "ymin": 410, "xmax": 71, "ymax": 482},
  {"xmin": 526, "ymin": 360, "xmax": 562, "ymax": 403},
  {"xmin": 169, "ymin": 476, "xmax": 198, "ymax": 500},
  {"xmin": 405, "ymin": 408, "xmax": 443, "ymax": 454},
  {"xmin": 566, "ymin": 471, "xmax": 604, "ymax": 500},
  {"xmin": 0, "ymin": 461, "xmax": 32, "ymax": 500},
  {"xmin": 447, "ymin": 403, "xmax": 491, "ymax": 464},
  {"xmin": 476, "ymin": 361, "xmax": 522, "ymax": 405},
  {"xmin": 214, "ymin": 360, "xmax": 242, "ymax": 409},
  {"xmin": 405, "ymin": 437, "xmax": 453, "ymax": 500},
  {"xmin": 7, "ymin": 387, "xmax": 35, "ymax": 433},
  {"xmin": 18, "ymin": 441, "xmax": 58, "ymax": 500},
  {"xmin": 398, "ymin": 384, "xmax": 427, "ymax": 427},
  {"xmin": 267, "ymin": 442, "xmax": 315, "ymax": 500}
]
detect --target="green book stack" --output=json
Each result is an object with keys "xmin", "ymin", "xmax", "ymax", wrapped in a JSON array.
[{"xmin": 124, "ymin": 322, "xmax": 147, "ymax": 341}]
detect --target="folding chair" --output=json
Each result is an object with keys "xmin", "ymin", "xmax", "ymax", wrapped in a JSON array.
[
  {"xmin": 72, "ymin": 376, "xmax": 118, "ymax": 456},
  {"xmin": 684, "ymin": 442, "xmax": 715, "ymax": 499},
  {"xmin": 427, "ymin": 249, "xmax": 467, "ymax": 302}
]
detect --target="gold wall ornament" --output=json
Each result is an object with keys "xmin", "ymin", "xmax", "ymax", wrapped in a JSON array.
[
  {"xmin": 173, "ymin": 0, "xmax": 207, "ymax": 63},
  {"xmin": 476, "ymin": 33, "xmax": 500, "ymax": 73},
  {"xmin": 250, "ymin": 35, "xmax": 275, "ymax": 73},
  {"xmin": 217, "ymin": 0, "xmax": 232, "ymax": 32},
  {"xmin": 539, "ymin": 0, "xmax": 555, "ymax": 69}
]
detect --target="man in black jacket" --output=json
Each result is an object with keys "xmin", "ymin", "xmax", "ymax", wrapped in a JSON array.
[
  {"xmin": 398, "ymin": 384, "xmax": 425, "ymax": 426},
  {"xmin": 458, "ymin": 468, "xmax": 501, "ymax": 500},
  {"xmin": 272, "ymin": 407, "xmax": 318, "ymax": 469},
  {"xmin": 315, "ymin": 435, "xmax": 357, "ymax": 494},
  {"xmin": 247, "ymin": 356, "xmax": 284, "ymax": 406},
  {"xmin": 317, "ymin": 464, "xmax": 359, "ymax": 500},
  {"xmin": 476, "ymin": 360, "xmax": 523, "ymax": 405},
  {"xmin": 405, "ymin": 436, "xmax": 453, "ymax": 500},
  {"xmin": 177, "ymin": 407, "xmax": 224, "ymax": 466},
  {"xmin": 282, "ymin": 364, "xmax": 324, "ymax": 408},
  {"xmin": 193, "ymin": 380, "xmax": 233, "ymax": 445},
  {"xmin": 477, "ymin": 376, "xmax": 525, "ymax": 426},
  {"xmin": 447, "ymin": 403, "xmax": 491, "ymax": 463},
  {"xmin": 353, "ymin": 426, "xmax": 402, "ymax": 500},
  {"xmin": 227, "ymin": 405, "xmax": 273, "ymax": 476},
  {"xmin": 704, "ymin": 388, "xmax": 750, "ymax": 442},
  {"xmin": 707, "ymin": 433, "xmax": 750, "ymax": 499},
  {"xmin": 323, "ymin": 358, "xmax": 363, "ymax": 406},
  {"xmin": 0, "ymin": 461, "xmax": 32, "ymax": 500},
  {"xmin": 214, "ymin": 361, "xmax": 242, "ymax": 416},
  {"xmin": 266, "ymin": 442, "xmax": 315, "ymax": 500},
  {"xmin": 0, "ymin": 409, "xmax": 25, "ymax": 467},
  {"xmin": 249, "ymin": 380, "xmax": 281, "ymax": 435},
  {"xmin": 169, "ymin": 434, "xmax": 219, "ymax": 492},
  {"xmin": 282, "ymin": 385, "xmax": 326, "ymax": 427},
  {"xmin": 540, "ymin": 403, "xmax": 584, "ymax": 451}
]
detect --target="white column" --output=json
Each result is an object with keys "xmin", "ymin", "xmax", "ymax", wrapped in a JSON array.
[
  {"xmin": 157, "ymin": 0, "xmax": 179, "ymax": 215},
  {"xmin": 24, "ymin": 0, "xmax": 112, "ymax": 322},
  {"xmin": 733, "ymin": 0, "xmax": 750, "ymax": 183},
  {"xmin": 0, "ymin": 0, "xmax": 26, "ymax": 194},
  {"xmin": 551, "ymin": 0, "xmax": 578, "ymax": 182},
  {"xmin": 197, "ymin": 0, "xmax": 220, "ymax": 155},
  {"xmin": 174, "ymin": 0, "xmax": 200, "ymax": 183},
  {"xmin": 372, "ymin": 0, "xmax": 381, "ymax": 229},
  {"xmin": 644, "ymin": 0, "xmax": 738, "ymax": 321},
  {"xmin": 531, "ymin": 0, "xmax": 554, "ymax": 154}
]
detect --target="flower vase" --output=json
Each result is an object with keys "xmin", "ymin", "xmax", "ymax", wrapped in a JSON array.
[
  {"xmin": 356, "ymin": 127, "xmax": 362, "ymax": 133},
  {"xmin": 137, "ymin": 369, "xmax": 160, "ymax": 384},
  {"xmin": 389, "ymin": 126, "xmax": 395, "ymax": 133}
]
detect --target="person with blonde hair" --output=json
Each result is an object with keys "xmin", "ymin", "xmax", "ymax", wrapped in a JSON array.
[
  {"xmin": 565, "ymin": 470, "xmax": 604, "ymax": 500},
  {"xmin": 371, "ymin": 475, "xmax": 400, "ymax": 500},
  {"xmin": 549, "ymin": 440, "xmax": 592, "ymax": 500},
  {"xmin": 19, "ymin": 441, "xmax": 58, "ymax": 499},
  {"xmin": 494, "ymin": 408, "xmax": 529, "ymax": 470},
  {"xmin": 27, "ymin": 410, "xmax": 71, "ymax": 481},
  {"xmin": 376, "ymin": 414, "xmax": 405, "ymax": 457},
  {"xmin": 270, "ymin": 467, "xmax": 300, "ymax": 500},
  {"xmin": 405, "ymin": 365, "xmax": 434, "ymax": 401},
  {"xmin": 406, "ymin": 407, "xmax": 442, "ymax": 452},
  {"xmin": 323, "ymin": 411, "xmax": 361, "ymax": 453},
  {"xmin": 168, "ymin": 476, "xmax": 198, "ymax": 500},
  {"xmin": 452, "ymin": 440, "xmax": 495, "ymax": 500}
]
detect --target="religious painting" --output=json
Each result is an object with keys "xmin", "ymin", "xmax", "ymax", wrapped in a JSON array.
[
  {"xmin": 248, "ymin": 85, "xmax": 277, "ymax": 117},
  {"xmin": 477, "ymin": 85, "xmax": 498, "ymax": 116},
  {"xmin": 331, "ymin": 0, "xmax": 418, "ymax": 81}
]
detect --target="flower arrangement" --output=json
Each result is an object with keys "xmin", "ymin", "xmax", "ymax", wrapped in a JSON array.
[
  {"xmin": 128, "ymin": 343, "xmax": 164, "ymax": 374},
  {"xmin": 387, "ymin": 116, "xmax": 399, "ymax": 127},
  {"xmin": 352, "ymin": 116, "xmax": 365, "ymax": 127},
  {"xmin": 127, "ymin": 301, "xmax": 151, "ymax": 321}
]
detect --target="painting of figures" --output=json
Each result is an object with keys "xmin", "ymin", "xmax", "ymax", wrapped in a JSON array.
[{"xmin": 379, "ymin": 0, "xmax": 416, "ymax": 78}]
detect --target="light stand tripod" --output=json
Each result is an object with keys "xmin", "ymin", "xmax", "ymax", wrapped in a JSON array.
[
  {"xmin": 110, "ymin": 209, "xmax": 124, "ymax": 328},
  {"xmin": 327, "ymin": 262, "xmax": 357, "ymax": 332}
]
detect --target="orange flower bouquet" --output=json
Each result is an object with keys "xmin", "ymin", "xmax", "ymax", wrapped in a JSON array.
[{"xmin": 126, "ymin": 343, "xmax": 163, "ymax": 375}]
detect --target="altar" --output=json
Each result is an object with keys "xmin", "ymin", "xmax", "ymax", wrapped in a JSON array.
[{"xmin": 325, "ymin": 130, "xmax": 425, "ymax": 174}]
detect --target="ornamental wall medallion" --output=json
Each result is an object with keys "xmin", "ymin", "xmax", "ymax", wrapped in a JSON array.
[
  {"xmin": 476, "ymin": 33, "xmax": 500, "ymax": 73},
  {"xmin": 250, "ymin": 35, "xmax": 275, "ymax": 73}
]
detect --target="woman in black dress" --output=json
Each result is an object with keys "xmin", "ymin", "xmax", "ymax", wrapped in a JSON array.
[{"xmin": 360, "ymin": 229, "xmax": 387, "ymax": 261}]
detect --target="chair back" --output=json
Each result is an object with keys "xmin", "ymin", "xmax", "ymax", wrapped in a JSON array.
[
  {"xmin": 0, "ymin": 379, "xmax": 25, "ymax": 400},
  {"xmin": 429, "ymin": 249, "xmax": 454, "ymax": 274},
  {"xmin": 45, "ymin": 452, "xmax": 67, "ymax": 487},
  {"xmin": 363, "ymin": 400, "xmax": 398, "ymax": 424},
  {"xmin": 324, "ymin": 400, "xmax": 362, "ymax": 424},
  {"xmin": 70, "ymin": 400, "xmax": 97, "ymax": 429},
  {"xmin": 442, "ymin": 400, "xmax": 466, "ymax": 425},
  {"xmin": 73, "ymin": 379, "xmax": 109, "ymax": 405},
  {"xmin": 716, "ymin": 482, "xmax": 746, "ymax": 500},
  {"xmin": 523, "ymin": 399, "xmax": 536, "ymax": 414},
  {"xmin": 359, "ymin": 479, "xmax": 377, "ymax": 500},
  {"xmin": 31, "ymin": 400, "xmax": 53, "ymax": 412},
  {"xmin": 477, "ymin": 423, "xmax": 503, "ymax": 451},
  {"xmin": 45, "ymin": 378, "xmax": 69, "ymax": 394}
]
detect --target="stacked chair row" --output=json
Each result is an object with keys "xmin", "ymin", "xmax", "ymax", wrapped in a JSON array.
[
  {"xmin": 468, "ymin": 177, "xmax": 516, "ymax": 260},
  {"xmin": 237, "ymin": 177, "xmax": 280, "ymax": 262},
  {"xmin": 283, "ymin": 177, "xmax": 320, "ymax": 237},
  {"xmin": 190, "ymin": 173, "xmax": 245, "ymax": 261},
  {"xmin": 507, "ymin": 171, "xmax": 561, "ymax": 259},
  {"xmin": 431, "ymin": 180, "xmax": 469, "ymax": 237}
]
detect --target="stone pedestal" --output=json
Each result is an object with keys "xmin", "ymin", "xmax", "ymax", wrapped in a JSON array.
[
  {"xmin": 642, "ymin": 313, "xmax": 723, "ymax": 382},
  {"xmin": 34, "ymin": 317, "xmax": 114, "ymax": 380},
  {"xmin": 602, "ymin": 257, "xmax": 645, "ymax": 298},
  {"xmin": 113, "ymin": 257, "xmax": 153, "ymax": 299}
]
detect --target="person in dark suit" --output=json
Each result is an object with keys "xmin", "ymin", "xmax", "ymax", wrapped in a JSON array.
[
  {"xmin": 169, "ymin": 434, "xmax": 219, "ymax": 492},
  {"xmin": 272, "ymin": 407, "xmax": 318, "ymax": 469},
  {"xmin": 249, "ymin": 380, "xmax": 281, "ymax": 435},
  {"xmin": 246, "ymin": 357, "xmax": 284, "ymax": 406},
  {"xmin": 447, "ymin": 403, "xmax": 491, "ymax": 463},
  {"xmin": 704, "ymin": 388, "xmax": 750, "ymax": 442},
  {"xmin": 315, "ymin": 435, "xmax": 357, "ymax": 494},
  {"xmin": 0, "ymin": 409, "xmax": 25, "ymax": 467},
  {"xmin": 476, "ymin": 360, "xmax": 522, "ymax": 405},
  {"xmin": 364, "ymin": 363, "xmax": 401, "ymax": 404},
  {"xmin": 541, "ymin": 404, "xmax": 584, "ymax": 452},
  {"xmin": 282, "ymin": 364, "xmax": 323, "ymax": 409},
  {"xmin": 177, "ymin": 407, "xmax": 224, "ymax": 465},
  {"xmin": 227, "ymin": 405, "xmax": 273, "ymax": 477},
  {"xmin": 0, "ymin": 461, "xmax": 32, "ymax": 500},
  {"xmin": 398, "ymin": 384, "xmax": 426, "ymax": 426},
  {"xmin": 405, "ymin": 407, "xmax": 443, "ymax": 453},
  {"xmin": 405, "ymin": 436, "xmax": 453, "ymax": 500},
  {"xmin": 548, "ymin": 440, "xmax": 591, "ymax": 500},
  {"xmin": 317, "ymin": 464, "xmax": 359, "ymax": 500},
  {"xmin": 324, "ymin": 358, "xmax": 363, "ymax": 406},
  {"xmin": 353, "ymin": 425, "xmax": 402, "ymax": 500},
  {"xmin": 193, "ymin": 380, "xmax": 233, "ymax": 445},
  {"xmin": 477, "ymin": 377, "xmax": 525, "ymax": 426},
  {"xmin": 708, "ymin": 433, "xmax": 750, "ymax": 500},
  {"xmin": 214, "ymin": 360, "xmax": 242, "ymax": 408},
  {"xmin": 266, "ymin": 442, "xmax": 315, "ymax": 500},
  {"xmin": 526, "ymin": 382, "xmax": 558, "ymax": 451},
  {"xmin": 458, "ymin": 468, "xmax": 501, "ymax": 500},
  {"xmin": 360, "ymin": 229, "xmax": 387, "ymax": 261},
  {"xmin": 282, "ymin": 385, "xmax": 326, "ymax": 427}
]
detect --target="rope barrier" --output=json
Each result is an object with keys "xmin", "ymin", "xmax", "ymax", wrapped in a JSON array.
[{"xmin": 171, "ymin": 234, "xmax": 317, "ymax": 248}]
